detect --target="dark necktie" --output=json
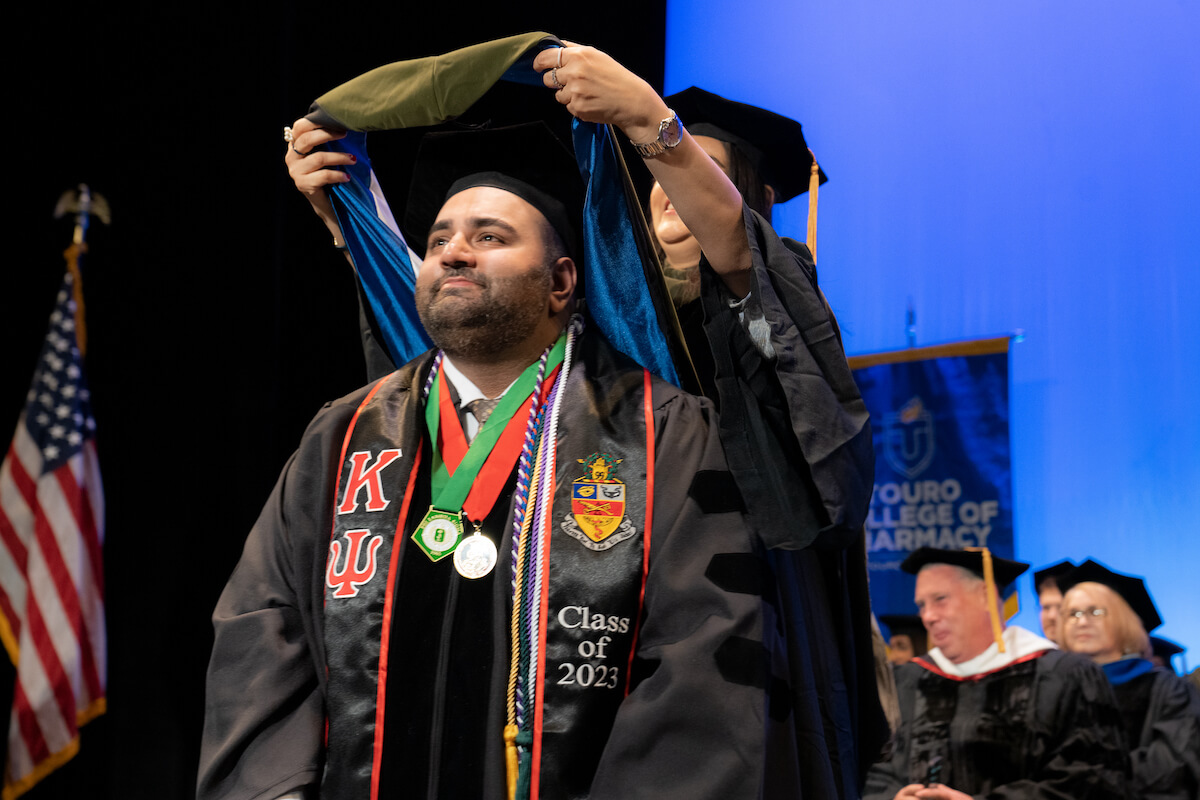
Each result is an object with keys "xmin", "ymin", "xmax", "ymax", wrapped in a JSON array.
[{"xmin": 464, "ymin": 397, "xmax": 499, "ymax": 428}]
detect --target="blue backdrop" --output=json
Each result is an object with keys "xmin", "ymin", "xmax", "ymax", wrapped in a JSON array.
[{"xmin": 666, "ymin": 1, "xmax": 1200, "ymax": 662}]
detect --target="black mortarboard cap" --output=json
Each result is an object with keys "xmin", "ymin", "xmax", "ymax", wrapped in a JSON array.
[
  {"xmin": 665, "ymin": 86, "xmax": 827, "ymax": 203},
  {"xmin": 403, "ymin": 122, "xmax": 584, "ymax": 263},
  {"xmin": 878, "ymin": 614, "xmax": 928, "ymax": 654},
  {"xmin": 900, "ymin": 547, "xmax": 1029, "ymax": 590},
  {"xmin": 878, "ymin": 613, "xmax": 924, "ymax": 633},
  {"xmin": 1033, "ymin": 560, "xmax": 1077, "ymax": 592},
  {"xmin": 1150, "ymin": 637, "xmax": 1184, "ymax": 674},
  {"xmin": 1151, "ymin": 636, "xmax": 1184, "ymax": 659},
  {"xmin": 1058, "ymin": 559, "xmax": 1163, "ymax": 633}
]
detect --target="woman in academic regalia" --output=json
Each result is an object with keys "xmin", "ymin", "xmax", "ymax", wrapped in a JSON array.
[
  {"xmin": 592, "ymin": 79, "xmax": 889, "ymax": 797},
  {"xmin": 531, "ymin": 58, "xmax": 888, "ymax": 799},
  {"xmin": 642, "ymin": 87, "xmax": 825, "ymax": 394},
  {"xmin": 1059, "ymin": 560, "xmax": 1200, "ymax": 800}
]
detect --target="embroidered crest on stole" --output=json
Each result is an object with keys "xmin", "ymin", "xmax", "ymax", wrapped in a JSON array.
[{"xmin": 563, "ymin": 453, "xmax": 636, "ymax": 551}]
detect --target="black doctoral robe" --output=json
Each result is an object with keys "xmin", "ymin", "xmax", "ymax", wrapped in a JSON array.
[
  {"xmin": 197, "ymin": 330, "xmax": 769, "ymax": 800},
  {"xmin": 693, "ymin": 209, "xmax": 884, "ymax": 799},
  {"xmin": 1109, "ymin": 662, "xmax": 1200, "ymax": 800},
  {"xmin": 863, "ymin": 648, "xmax": 1131, "ymax": 799}
]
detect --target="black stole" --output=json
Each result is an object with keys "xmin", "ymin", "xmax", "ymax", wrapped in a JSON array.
[
  {"xmin": 322, "ymin": 368, "xmax": 424, "ymax": 799},
  {"xmin": 535, "ymin": 354, "xmax": 651, "ymax": 799}
]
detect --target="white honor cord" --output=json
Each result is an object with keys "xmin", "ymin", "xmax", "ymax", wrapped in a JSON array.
[{"xmin": 527, "ymin": 317, "xmax": 581, "ymax": 698}]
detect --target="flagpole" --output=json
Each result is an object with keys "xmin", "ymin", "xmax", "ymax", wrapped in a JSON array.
[
  {"xmin": 905, "ymin": 297, "xmax": 916, "ymax": 348},
  {"xmin": 53, "ymin": 184, "xmax": 110, "ymax": 357}
]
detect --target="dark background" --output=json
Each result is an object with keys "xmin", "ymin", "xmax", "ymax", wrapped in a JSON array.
[{"xmin": 5, "ymin": 6, "xmax": 664, "ymax": 797}]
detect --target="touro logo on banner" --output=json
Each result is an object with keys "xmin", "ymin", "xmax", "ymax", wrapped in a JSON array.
[{"xmin": 849, "ymin": 337, "xmax": 1014, "ymax": 614}]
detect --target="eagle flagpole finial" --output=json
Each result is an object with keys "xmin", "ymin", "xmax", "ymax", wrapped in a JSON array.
[{"xmin": 54, "ymin": 183, "xmax": 111, "ymax": 247}]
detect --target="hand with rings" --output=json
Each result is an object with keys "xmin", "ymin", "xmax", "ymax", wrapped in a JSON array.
[
  {"xmin": 532, "ymin": 43, "xmax": 669, "ymax": 143},
  {"xmin": 283, "ymin": 125, "xmax": 313, "ymax": 157},
  {"xmin": 549, "ymin": 46, "xmax": 565, "ymax": 89},
  {"xmin": 283, "ymin": 116, "xmax": 355, "ymax": 238}
]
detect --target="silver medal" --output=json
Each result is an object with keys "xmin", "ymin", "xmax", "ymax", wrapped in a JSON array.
[{"xmin": 454, "ymin": 528, "xmax": 498, "ymax": 579}]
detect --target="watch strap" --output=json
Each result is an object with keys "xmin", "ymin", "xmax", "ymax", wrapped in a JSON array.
[{"xmin": 631, "ymin": 109, "xmax": 682, "ymax": 158}]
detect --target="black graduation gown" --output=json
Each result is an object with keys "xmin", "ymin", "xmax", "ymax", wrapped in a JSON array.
[
  {"xmin": 863, "ymin": 647, "xmax": 1131, "ymax": 799},
  {"xmin": 197, "ymin": 331, "xmax": 769, "ymax": 800},
  {"xmin": 1111, "ymin": 664, "xmax": 1200, "ymax": 799}
]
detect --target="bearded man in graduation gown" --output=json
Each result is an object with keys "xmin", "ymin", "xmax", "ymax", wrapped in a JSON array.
[
  {"xmin": 286, "ymin": 36, "xmax": 886, "ymax": 799},
  {"xmin": 198, "ymin": 122, "xmax": 770, "ymax": 800},
  {"xmin": 863, "ymin": 548, "xmax": 1130, "ymax": 800}
]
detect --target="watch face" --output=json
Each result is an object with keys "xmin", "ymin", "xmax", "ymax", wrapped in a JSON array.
[{"xmin": 663, "ymin": 114, "xmax": 683, "ymax": 148}]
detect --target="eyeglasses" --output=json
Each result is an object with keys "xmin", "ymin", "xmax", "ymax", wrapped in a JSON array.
[{"xmin": 1066, "ymin": 607, "xmax": 1108, "ymax": 621}]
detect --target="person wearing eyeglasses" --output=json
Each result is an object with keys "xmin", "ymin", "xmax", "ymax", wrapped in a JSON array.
[{"xmin": 1058, "ymin": 560, "xmax": 1200, "ymax": 800}]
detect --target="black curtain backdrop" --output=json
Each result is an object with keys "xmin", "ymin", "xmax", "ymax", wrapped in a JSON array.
[{"xmin": 5, "ymin": 6, "xmax": 664, "ymax": 797}]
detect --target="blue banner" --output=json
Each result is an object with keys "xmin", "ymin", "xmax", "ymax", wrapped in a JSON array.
[{"xmin": 849, "ymin": 337, "xmax": 1014, "ymax": 617}]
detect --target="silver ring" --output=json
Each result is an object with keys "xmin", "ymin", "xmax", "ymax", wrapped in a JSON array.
[
  {"xmin": 550, "ymin": 68, "xmax": 563, "ymax": 89},
  {"xmin": 283, "ymin": 126, "xmax": 294, "ymax": 144},
  {"xmin": 556, "ymin": 47, "xmax": 563, "ymax": 69}
]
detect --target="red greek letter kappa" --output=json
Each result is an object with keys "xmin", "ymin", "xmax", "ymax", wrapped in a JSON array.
[
  {"xmin": 336, "ymin": 449, "xmax": 402, "ymax": 514},
  {"xmin": 326, "ymin": 529, "xmax": 383, "ymax": 598}
]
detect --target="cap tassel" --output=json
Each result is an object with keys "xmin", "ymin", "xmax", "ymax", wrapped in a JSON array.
[
  {"xmin": 806, "ymin": 149, "xmax": 819, "ymax": 262},
  {"xmin": 1003, "ymin": 591, "xmax": 1021, "ymax": 623},
  {"xmin": 968, "ymin": 547, "xmax": 1006, "ymax": 653},
  {"xmin": 504, "ymin": 724, "xmax": 519, "ymax": 800}
]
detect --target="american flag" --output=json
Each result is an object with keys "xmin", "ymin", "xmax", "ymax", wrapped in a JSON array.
[{"xmin": 0, "ymin": 267, "xmax": 106, "ymax": 798}]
